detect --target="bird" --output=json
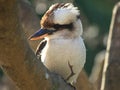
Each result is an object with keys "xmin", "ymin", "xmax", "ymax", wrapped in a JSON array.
[{"xmin": 29, "ymin": 3, "xmax": 86, "ymax": 85}]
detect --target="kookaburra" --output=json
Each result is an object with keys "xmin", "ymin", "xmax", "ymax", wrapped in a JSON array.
[{"xmin": 30, "ymin": 3, "xmax": 86, "ymax": 85}]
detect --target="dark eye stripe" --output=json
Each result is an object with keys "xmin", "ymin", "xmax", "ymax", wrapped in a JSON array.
[
  {"xmin": 53, "ymin": 23, "xmax": 73, "ymax": 30},
  {"xmin": 46, "ymin": 23, "xmax": 73, "ymax": 35}
]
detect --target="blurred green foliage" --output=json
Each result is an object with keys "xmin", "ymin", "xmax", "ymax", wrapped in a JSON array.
[{"xmin": 74, "ymin": 0, "xmax": 117, "ymax": 33}]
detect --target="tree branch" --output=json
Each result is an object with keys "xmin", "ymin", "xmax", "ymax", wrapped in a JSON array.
[
  {"xmin": 100, "ymin": 2, "xmax": 120, "ymax": 90},
  {"xmin": 0, "ymin": 0, "xmax": 51, "ymax": 90}
]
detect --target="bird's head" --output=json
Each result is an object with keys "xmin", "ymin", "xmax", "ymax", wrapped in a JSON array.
[{"xmin": 30, "ymin": 3, "xmax": 83, "ymax": 40}]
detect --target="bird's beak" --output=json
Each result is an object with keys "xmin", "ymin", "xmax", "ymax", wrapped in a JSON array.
[{"xmin": 29, "ymin": 29, "xmax": 51, "ymax": 40}]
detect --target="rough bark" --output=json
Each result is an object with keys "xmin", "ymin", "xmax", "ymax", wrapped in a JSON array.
[{"xmin": 101, "ymin": 2, "xmax": 120, "ymax": 90}]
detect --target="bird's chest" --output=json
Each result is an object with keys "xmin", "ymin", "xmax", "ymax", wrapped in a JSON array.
[{"xmin": 41, "ymin": 38, "xmax": 86, "ymax": 79}]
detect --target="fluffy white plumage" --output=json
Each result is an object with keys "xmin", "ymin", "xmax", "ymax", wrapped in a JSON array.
[
  {"xmin": 42, "ymin": 3, "xmax": 86, "ymax": 84},
  {"xmin": 53, "ymin": 3, "xmax": 79, "ymax": 24},
  {"xmin": 30, "ymin": 3, "xmax": 86, "ymax": 85},
  {"xmin": 41, "ymin": 36, "xmax": 86, "ymax": 84}
]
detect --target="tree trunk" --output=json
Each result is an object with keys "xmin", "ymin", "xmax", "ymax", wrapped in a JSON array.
[
  {"xmin": 0, "ymin": 0, "xmax": 52, "ymax": 90},
  {"xmin": 101, "ymin": 2, "xmax": 120, "ymax": 90}
]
